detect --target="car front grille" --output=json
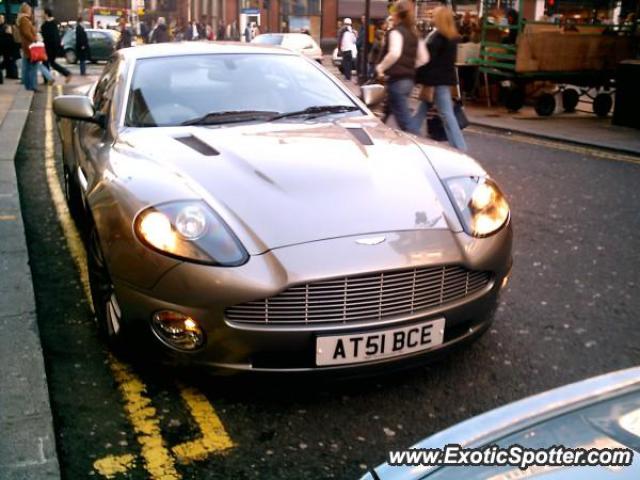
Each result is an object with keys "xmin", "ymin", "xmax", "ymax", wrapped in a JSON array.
[{"xmin": 225, "ymin": 265, "xmax": 492, "ymax": 326}]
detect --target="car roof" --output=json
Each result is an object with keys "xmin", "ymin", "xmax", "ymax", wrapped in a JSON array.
[{"xmin": 117, "ymin": 42, "xmax": 296, "ymax": 61}]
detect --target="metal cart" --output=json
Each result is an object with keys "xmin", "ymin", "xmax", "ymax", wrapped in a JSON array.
[{"xmin": 473, "ymin": 0, "xmax": 637, "ymax": 117}]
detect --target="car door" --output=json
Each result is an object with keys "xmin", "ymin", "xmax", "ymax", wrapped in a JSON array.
[
  {"xmin": 74, "ymin": 59, "xmax": 120, "ymax": 199},
  {"xmin": 88, "ymin": 31, "xmax": 110, "ymax": 60}
]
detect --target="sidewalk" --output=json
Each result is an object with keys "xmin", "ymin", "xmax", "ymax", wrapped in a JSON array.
[
  {"xmin": 0, "ymin": 82, "xmax": 61, "ymax": 479},
  {"xmin": 465, "ymin": 104, "xmax": 640, "ymax": 155},
  {"xmin": 322, "ymin": 56, "xmax": 640, "ymax": 155}
]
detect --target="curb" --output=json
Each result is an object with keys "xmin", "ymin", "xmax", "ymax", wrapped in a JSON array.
[
  {"xmin": 0, "ymin": 88, "xmax": 61, "ymax": 479},
  {"xmin": 467, "ymin": 120, "xmax": 640, "ymax": 158}
]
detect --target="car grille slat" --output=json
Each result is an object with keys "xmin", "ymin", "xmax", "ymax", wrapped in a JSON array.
[{"xmin": 225, "ymin": 266, "xmax": 492, "ymax": 325}]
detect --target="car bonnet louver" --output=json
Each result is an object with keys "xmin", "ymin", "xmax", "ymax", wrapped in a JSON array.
[{"xmin": 174, "ymin": 134, "xmax": 219, "ymax": 156}]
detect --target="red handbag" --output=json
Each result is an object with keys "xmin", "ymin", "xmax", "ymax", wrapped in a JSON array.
[{"xmin": 28, "ymin": 42, "xmax": 48, "ymax": 63}]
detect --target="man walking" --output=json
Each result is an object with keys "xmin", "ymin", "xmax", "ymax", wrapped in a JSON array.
[
  {"xmin": 75, "ymin": 18, "xmax": 89, "ymax": 76},
  {"xmin": 41, "ymin": 9, "xmax": 71, "ymax": 83}
]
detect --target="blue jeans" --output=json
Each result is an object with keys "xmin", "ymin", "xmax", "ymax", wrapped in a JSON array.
[
  {"xmin": 79, "ymin": 58, "xmax": 87, "ymax": 75},
  {"xmin": 21, "ymin": 57, "xmax": 37, "ymax": 91},
  {"xmin": 411, "ymin": 85, "xmax": 467, "ymax": 151},
  {"xmin": 387, "ymin": 78, "xmax": 418, "ymax": 133},
  {"xmin": 38, "ymin": 63, "xmax": 53, "ymax": 83}
]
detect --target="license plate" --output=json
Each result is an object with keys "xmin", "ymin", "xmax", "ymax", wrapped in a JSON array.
[{"xmin": 316, "ymin": 318, "xmax": 445, "ymax": 366}]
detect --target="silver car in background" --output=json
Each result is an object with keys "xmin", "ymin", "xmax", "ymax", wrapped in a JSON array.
[
  {"xmin": 53, "ymin": 43, "xmax": 512, "ymax": 374},
  {"xmin": 252, "ymin": 33, "xmax": 324, "ymax": 63}
]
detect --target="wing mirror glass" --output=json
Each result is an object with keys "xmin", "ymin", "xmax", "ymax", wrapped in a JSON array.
[{"xmin": 53, "ymin": 95, "xmax": 106, "ymax": 128}]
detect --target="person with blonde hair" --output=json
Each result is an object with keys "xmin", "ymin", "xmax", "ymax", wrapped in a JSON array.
[
  {"xmin": 375, "ymin": 0, "xmax": 428, "ymax": 133},
  {"xmin": 411, "ymin": 6, "xmax": 467, "ymax": 151},
  {"xmin": 16, "ymin": 2, "xmax": 38, "ymax": 91}
]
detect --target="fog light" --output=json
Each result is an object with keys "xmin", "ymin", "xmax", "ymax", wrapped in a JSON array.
[{"xmin": 151, "ymin": 311, "xmax": 205, "ymax": 351}]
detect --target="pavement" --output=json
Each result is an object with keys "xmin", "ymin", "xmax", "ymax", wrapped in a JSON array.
[
  {"xmin": 323, "ymin": 56, "xmax": 640, "ymax": 155},
  {"xmin": 0, "ymin": 81, "xmax": 60, "ymax": 478}
]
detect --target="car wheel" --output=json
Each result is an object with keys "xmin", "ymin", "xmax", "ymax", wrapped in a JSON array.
[
  {"xmin": 88, "ymin": 225, "xmax": 125, "ymax": 347},
  {"xmin": 64, "ymin": 49, "xmax": 77, "ymax": 64}
]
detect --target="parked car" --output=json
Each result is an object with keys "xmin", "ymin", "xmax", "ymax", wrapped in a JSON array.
[
  {"xmin": 252, "ymin": 33, "xmax": 323, "ymax": 63},
  {"xmin": 61, "ymin": 28, "xmax": 119, "ymax": 64},
  {"xmin": 361, "ymin": 366, "xmax": 640, "ymax": 479},
  {"xmin": 53, "ymin": 42, "xmax": 512, "ymax": 374}
]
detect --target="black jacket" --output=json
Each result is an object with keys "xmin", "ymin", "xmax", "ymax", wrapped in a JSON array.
[
  {"xmin": 151, "ymin": 24, "xmax": 169, "ymax": 43},
  {"xmin": 41, "ymin": 19, "xmax": 61, "ymax": 58},
  {"xmin": 117, "ymin": 27, "xmax": 133, "ymax": 49},
  {"xmin": 383, "ymin": 25, "xmax": 418, "ymax": 81},
  {"xmin": 415, "ymin": 31, "xmax": 458, "ymax": 86},
  {"xmin": 75, "ymin": 24, "xmax": 90, "ymax": 59}
]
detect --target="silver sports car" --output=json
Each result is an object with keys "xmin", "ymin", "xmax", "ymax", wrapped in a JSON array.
[{"xmin": 53, "ymin": 42, "xmax": 512, "ymax": 373}]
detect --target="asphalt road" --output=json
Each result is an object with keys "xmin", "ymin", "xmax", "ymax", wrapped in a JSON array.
[{"xmin": 13, "ymin": 65, "xmax": 640, "ymax": 479}]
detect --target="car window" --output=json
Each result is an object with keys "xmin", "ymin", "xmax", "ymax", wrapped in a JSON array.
[
  {"xmin": 125, "ymin": 53, "xmax": 358, "ymax": 127},
  {"xmin": 93, "ymin": 59, "xmax": 120, "ymax": 115}
]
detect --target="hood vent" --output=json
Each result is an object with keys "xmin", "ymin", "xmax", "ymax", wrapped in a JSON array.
[
  {"xmin": 346, "ymin": 127, "xmax": 374, "ymax": 146},
  {"xmin": 175, "ymin": 134, "xmax": 219, "ymax": 156}
]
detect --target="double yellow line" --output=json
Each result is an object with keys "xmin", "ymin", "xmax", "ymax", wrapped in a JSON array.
[{"xmin": 45, "ymin": 86, "xmax": 234, "ymax": 479}]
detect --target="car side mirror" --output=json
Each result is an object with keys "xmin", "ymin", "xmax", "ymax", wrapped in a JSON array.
[
  {"xmin": 360, "ymin": 84, "xmax": 385, "ymax": 107},
  {"xmin": 53, "ymin": 95, "xmax": 106, "ymax": 128}
]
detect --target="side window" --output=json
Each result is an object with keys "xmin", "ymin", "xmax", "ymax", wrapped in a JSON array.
[{"xmin": 93, "ymin": 59, "xmax": 120, "ymax": 115}]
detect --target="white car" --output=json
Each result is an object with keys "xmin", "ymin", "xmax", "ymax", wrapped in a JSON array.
[{"xmin": 252, "ymin": 33, "xmax": 323, "ymax": 63}]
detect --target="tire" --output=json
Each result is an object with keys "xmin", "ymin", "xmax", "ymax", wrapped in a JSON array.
[
  {"xmin": 87, "ymin": 225, "xmax": 125, "ymax": 348},
  {"xmin": 505, "ymin": 87, "xmax": 525, "ymax": 112},
  {"xmin": 534, "ymin": 93, "xmax": 556, "ymax": 117},
  {"xmin": 64, "ymin": 49, "xmax": 77, "ymax": 64},
  {"xmin": 562, "ymin": 89, "xmax": 580, "ymax": 112},
  {"xmin": 593, "ymin": 93, "xmax": 612, "ymax": 118}
]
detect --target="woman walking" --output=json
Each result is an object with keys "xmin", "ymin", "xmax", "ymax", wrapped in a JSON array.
[
  {"xmin": 16, "ymin": 2, "xmax": 37, "ymax": 91},
  {"xmin": 375, "ymin": 0, "xmax": 428, "ymax": 133},
  {"xmin": 411, "ymin": 6, "xmax": 467, "ymax": 151}
]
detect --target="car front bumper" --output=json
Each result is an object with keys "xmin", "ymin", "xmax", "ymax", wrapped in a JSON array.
[{"xmin": 112, "ymin": 225, "xmax": 512, "ymax": 374}]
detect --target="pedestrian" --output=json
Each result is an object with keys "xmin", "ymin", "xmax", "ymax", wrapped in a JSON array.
[
  {"xmin": 368, "ymin": 29, "xmax": 385, "ymax": 77},
  {"xmin": 139, "ymin": 21, "xmax": 149, "ymax": 43},
  {"xmin": 375, "ymin": 0, "xmax": 428, "ymax": 133},
  {"xmin": 243, "ymin": 22, "xmax": 251, "ymax": 42},
  {"xmin": 75, "ymin": 18, "xmax": 90, "ymax": 76},
  {"xmin": 338, "ymin": 18, "xmax": 357, "ymax": 81},
  {"xmin": 41, "ymin": 8, "xmax": 71, "ymax": 84},
  {"xmin": 116, "ymin": 16, "xmax": 133, "ymax": 49},
  {"xmin": 151, "ymin": 17, "xmax": 170, "ymax": 43},
  {"xmin": 217, "ymin": 22, "xmax": 225, "ymax": 40},
  {"xmin": 356, "ymin": 15, "xmax": 367, "ymax": 78},
  {"xmin": 16, "ymin": 2, "xmax": 37, "ymax": 91},
  {"xmin": 410, "ymin": 6, "xmax": 466, "ymax": 151},
  {"xmin": 0, "ymin": 16, "xmax": 19, "ymax": 81}
]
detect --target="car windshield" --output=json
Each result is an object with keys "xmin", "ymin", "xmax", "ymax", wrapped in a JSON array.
[
  {"xmin": 125, "ymin": 53, "xmax": 359, "ymax": 127},
  {"xmin": 252, "ymin": 34, "xmax": 284, "ymax": 45}
]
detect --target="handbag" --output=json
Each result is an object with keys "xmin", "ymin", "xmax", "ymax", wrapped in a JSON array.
[
  {"xmin": 28, "ymin": 42, "xmax": 47, "ymax": 63},
  {"xmin": 453, "ymin": 71, "xmax": 469, "ymax": 130},
  {"xmin": 454, "ymin": 98, "xmax": 469, "ymax": 130}
]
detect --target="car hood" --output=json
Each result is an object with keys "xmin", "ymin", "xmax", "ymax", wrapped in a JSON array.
[{"xmin": 117, "ymin": 117, "xmax": 459, "ymax": 255}]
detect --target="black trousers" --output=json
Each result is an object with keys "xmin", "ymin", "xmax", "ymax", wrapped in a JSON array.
[
  {"xmin": 342, "ymin": 51, "xmax": 353, "ymax": 80},
  {"xmin": 45, "ymin": 49, "xmax": 70, "ymax": 77}
]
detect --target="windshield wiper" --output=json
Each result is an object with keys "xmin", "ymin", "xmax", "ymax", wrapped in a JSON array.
[
  {"xmin": 269, "ymin": 105, "xmax": 360, "ymax": 121},
  {"xmin": 181, "ymin": 110, "xmax": 279, "ymax": 126}
]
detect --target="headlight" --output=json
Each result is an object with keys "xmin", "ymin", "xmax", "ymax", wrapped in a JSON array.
[
  {"xmin": 444, "ymin": 177, "xmax": 510, "ymax": 237},
  {"xmin": 135, "ymin": 201, "xmax": 248, "ymax": 266}
]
